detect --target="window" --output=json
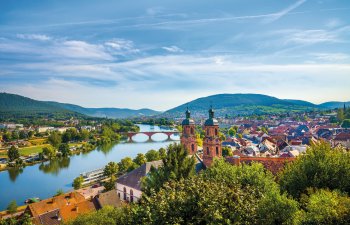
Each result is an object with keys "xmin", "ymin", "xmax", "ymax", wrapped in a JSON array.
[
  {"xmin": 130, "ymin": 189, "xmax": 134, "ymax": 203},
  {"xmin": 206, "ymin": 147, "xmax": 210, "ymax": 155},
  {"xmin": 123, "ymin": 187, "xmax": 126, "ymax": 200},
  {"xmin": 118, "ymin": 193, "xmax": 120, "ymax": 198},
  {"xmin": 191, "ymin": 127, "xmax": 194, "ymax": 135},
  {"xmin": 191, "ymin": 144, "xmax": 195, "ymax": 153},
  {"xmin": 206, "ymin": 129, "xmax": 209, "ymax": 135},
  {"xmin": 215, "ymin": 129, "xmax": 218, "ymax": 136},
  {"xmin": 216, "ymin": 146, "xmax": 219, "ymax": 155}
]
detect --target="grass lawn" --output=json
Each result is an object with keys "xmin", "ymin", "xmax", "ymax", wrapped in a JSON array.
[
  {"xmin": 0, "ymin": 144, "xmax": 50, "ymax": 158},
  {"xmin": 18, "ymin": 144, "xmax": 51, "ymax": 156}
]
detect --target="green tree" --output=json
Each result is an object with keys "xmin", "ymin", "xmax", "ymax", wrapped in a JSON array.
[
  {"xmin": 7, "ymin": 146, "xmax": 20, "ymax": 162},
  {"xmin": 219, "ymin": 132, "xmax": 226, "ymax": 141},
  {"xmin": 337, "ymin": 108, "xmax": 345, "ymax": 122},
  {"xmin": 118, "ymin": 157, "xmax": 135, "ymax": 172},
  {"xmin": 222, "ymin": 146, "xmax": 233, "ymax": 157},
  {"xmin": 7, "ymin": 200, "xmax": 17, "ymax": 214},
  {"xmin": 79, "ymin": 129, "xmax": 90, "ymax": 141},
  {"xmin": 103, "ymin": 162, "xmax": 119, "ymax": 177},
  {"xmin": 196, "ymin": 133, "xmax": 203, "ymax": 147},
  {"xmin": 145, "ymin": 149, "xmax": 160, "ymax": 162},
  {"xmin": 19, "ymin": 130, "xmax": 27, "ymax": 139},
  {"xmin": 11, "ymin": 131, "xmax": 19, "ymax": 140},
  {"xmin": 42, "ymin": 146, "xmax": 56, "ymax": 159},
  {"xmin": 133, "ymin": 153, "xmax": 146, "ymax": 166},
  {"xmin": 341, "ymin": 119, "xmax": 350, "ymax": 128},
  {"xmin": 67, "ymin": 206, "xmax": 126, "ymax": 225},
  {"xmin": 73, "ymin": 176, "xmax": 84, "ymax": 190},
  {"xmin": 228, "ymin": 127, "xmax": 237, "ymax": 137},
  {"xmin": 300, "ymin": 189, "xmax": 350, "ymax": 224},
  {"xmin": 58, "ymin": 143, "xmax": 70, "ymax": 157},
  {"xmin": 103, "ymin": 175, "xmax": 116, "ymax": 191},
  {"xmin": 2, "ymin": 132, "xmax": 12, "ymax": 142},
  {"xmin": 279, "ymin": 141, "xmax": 350, "ymax": 198},
  {"xmin": 143, "ymin": 143, "xmax": 196, "ymax": 195},
  {"xmin": 48, "ymin": 131, "xmax": 61, "ymax": 148},
  {"xmin": 158, "ymin": 148, "xmax": 167, "ymax": 160}
]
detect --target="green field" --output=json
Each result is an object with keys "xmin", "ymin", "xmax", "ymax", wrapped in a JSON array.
[
  {"xmin": 0, "ymin": 144, "xmax": 49, "ymax": 158},
  {"xmin": 18, "ymin": 144, "xmax": 50, "ymax": 156}
]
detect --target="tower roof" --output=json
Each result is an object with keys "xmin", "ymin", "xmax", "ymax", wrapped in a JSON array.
[
  {"xmin": 204, "ymin": 106, "xmax": 218, "ymax": 126},
  {"xmin": 182, "ymin": 107, "xmax": 195, "ymax": 125}
]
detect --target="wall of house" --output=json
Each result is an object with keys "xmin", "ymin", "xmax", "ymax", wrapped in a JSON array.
[
  {"xmin": 115, "ymin": 183, "xmax": 142, "ymax": 203},
  {"xmin": 334, "ymin": 140, "xmax": 350, "ymax": 148}
]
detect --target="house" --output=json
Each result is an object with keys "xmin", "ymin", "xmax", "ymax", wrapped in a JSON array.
[
  {"xmin": 282, "ymin": 145, "xmax": 307, "ymax": 154},
  {"xmin": 333, "ymin": 133, "xmax": 350, "ymax": 149},
  {"xmin": 116, "ymin": 160, "xmax": 163, "ymax": 203},
  {"xmin": 95, "ymin": 190, "xmax": 123, "ymax": 209},
  {"xmin": 258, "ymin": 139, "xmax": 277, "ymax": 154},
  {"xmin": 25, "ymin": 192, "xmax": 97, "ymax": 225},
  {"xmin": 37, "ymin": 127, "xmax": 54, "ymax": 133}
]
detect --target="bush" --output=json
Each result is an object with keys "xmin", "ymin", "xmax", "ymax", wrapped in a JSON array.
[{"xmin": 279, "ymin": 141, "xmax": 350, "ymax": 198}]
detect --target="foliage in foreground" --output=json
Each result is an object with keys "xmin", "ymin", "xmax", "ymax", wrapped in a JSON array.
[
  {"xmin": 279, "ymin": 141, "xmax": 350, "ymax": 198},
  {"xmin": 68, "ymin": 142, "xmax": 350, "ymax": 225}
]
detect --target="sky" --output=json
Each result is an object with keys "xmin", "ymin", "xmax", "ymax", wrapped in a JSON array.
[{"xmin": 0, "ymin": 0, "xmax": 350, "ymax": 111}]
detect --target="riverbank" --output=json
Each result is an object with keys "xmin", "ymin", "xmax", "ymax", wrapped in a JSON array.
[
  {"xmin": 0, "ymin": 124, "xmax": 179, "ymax": 211},
  {"xmin": 0, "ymin": 141, "xmax": 102, "ymax": 172}
]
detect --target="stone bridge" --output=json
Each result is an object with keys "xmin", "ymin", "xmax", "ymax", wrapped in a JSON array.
[{"xmin": 127, "ymin": 131, "xmax": 180, "ymax": 142}]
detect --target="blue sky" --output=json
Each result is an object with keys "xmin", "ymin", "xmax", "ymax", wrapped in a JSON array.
[{"xmin": 0, "ymin": 0, "xmax": 349, "ymax": 110}]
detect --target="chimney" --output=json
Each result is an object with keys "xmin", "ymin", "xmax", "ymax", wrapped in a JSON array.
[{"xmin": 75, "ymin": 205, "xmax": 79, "ymax": 213}]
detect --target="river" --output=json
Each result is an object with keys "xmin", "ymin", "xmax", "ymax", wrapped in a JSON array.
[{"xmin": 0, "ymin": 124, "xmax": 179, "ymax": 210}]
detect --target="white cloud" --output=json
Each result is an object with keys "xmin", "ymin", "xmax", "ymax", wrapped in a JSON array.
[
  {"xmin": 17, "ymin": 34, "xmax": 51, "ymax": 41},
  {"xmin": 104, "ymin": 39, "xmax": 139, "ymax": 55},
  {"xmin": 162, "ymin": 45, "xmax": 184, "ymax": 53},
  {"xmin": 284, "ymin": 29, "xmax": 339, "ymax": 44},
  {"xmin": 55, "ymin": 40, "xmax": 113, "ymax": 60}
]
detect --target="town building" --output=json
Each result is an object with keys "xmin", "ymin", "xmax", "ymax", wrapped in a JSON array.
[
  {"xmin": 115, "ymin": 160, "xmax": 163, "ymax": 203},
  {"xmin": 180, "ymin": 108, "xmax": 197, "ymax": 155},
  {"xmin": 202, "ymin": 107, "xmax": 222, "ymax": 167},
  {"xmin": 25, "ymin": 192, "xmax": 96, "ymax": 225}
]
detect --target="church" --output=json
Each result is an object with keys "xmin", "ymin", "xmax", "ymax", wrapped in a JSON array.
[{"xmin": 180, "ymin": 107, "xmax": 222, "ymax": 167}]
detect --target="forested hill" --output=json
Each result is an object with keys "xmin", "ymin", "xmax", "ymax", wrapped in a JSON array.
[
  {"xmin": 0, "ymin": 93, "xmax": 83, "ymax": 119},
  {"xmin": 0, "ymin": 93, "xmax": 160, "ymax": 120},
  {"xmin": 45, "ymin": 101, "xmax": 161, "ymax": 119},
  {"xmin": 163, "ymin": 93, "xmax": 345, "ymax": 117}
]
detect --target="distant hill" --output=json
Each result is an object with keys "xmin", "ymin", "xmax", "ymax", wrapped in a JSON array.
[
  {"xmin": 0, "ymin": 93, "xmax": 161, "ymax": 119},
  {"xmin": 283, "ymin": 99, "xmax": 317, "ymax": 107},
  {"xmin": 318, "ymin": 101, "xmax": 350, "ymax": 109},
  {"xmin": 163, "ymin": 94, "xmax": 320, "ymax": 117},
  {"xmin": 46, "ymin": 102, "xmax": 161, "ymax": 118},
  {"xmin": 0, "ymin": 93, "xmax": 83, "ymax": 119}
]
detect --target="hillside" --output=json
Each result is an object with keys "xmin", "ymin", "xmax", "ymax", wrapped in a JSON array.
[
  {"xmin": 319, "ymin": 101, "xmax": 350, "ymax": 109},
  {"xmin": 0, "ymin": 93, "xmax": 83, "ymax": 119},
  {"xmin": 163, "ymin": 94, "xmax": 320, "ymax": 117},
  {"xmin": 0, "ymin": 93, "xmax": 160, "ymax": 120},
  {"xmin": 46, "ymin": 101, "xmax": 161, "ymax": 118}
]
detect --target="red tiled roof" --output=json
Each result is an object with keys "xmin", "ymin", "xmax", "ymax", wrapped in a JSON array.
[{"xmin": 226, "ymin": 156, "xmax": 295, "ymax": 175}]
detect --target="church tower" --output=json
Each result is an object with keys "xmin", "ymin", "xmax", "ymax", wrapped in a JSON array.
[
  {"xmin": 203, "ymin": 106, "xmax": 222, "ymax": 167},
  {"xmin": 180, "ymin": 107, "xmax": 197, "ymax": 155}
]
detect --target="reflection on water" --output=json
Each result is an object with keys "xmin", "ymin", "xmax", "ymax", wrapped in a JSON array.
[
  {"xmin": 38, "ymin": 157, "xmax": 71, "ymax": 176},
  {"xmin": 8, "ymin": 168, "xmax": 24, "ymax": 182},
  {"xmin": 97, "ymin": 142, "xmax": 116, "ymax": 155},
  {"xmin": 0, "ymin": 124, "xmax": 179, "ymax": 210}
]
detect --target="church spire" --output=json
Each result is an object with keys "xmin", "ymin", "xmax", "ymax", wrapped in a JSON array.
[{"xmin": 186, "ymin": 106, "xmax": 190, "ymax": 119}]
